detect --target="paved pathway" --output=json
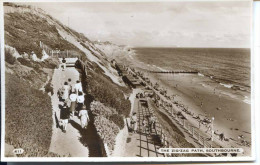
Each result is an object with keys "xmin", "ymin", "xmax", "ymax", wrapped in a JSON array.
[
  {"xmin": 124, "ymin": 97, "xmax": 164, "ymax": 157},
  {"xmin": 49, "ymin": 65, "xmax": 89, "ymax": 157}
]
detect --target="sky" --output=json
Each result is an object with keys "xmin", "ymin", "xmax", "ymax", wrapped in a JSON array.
[{"xmin": 26, "ymin": 1, "xmax": 251, "ymax": 48}]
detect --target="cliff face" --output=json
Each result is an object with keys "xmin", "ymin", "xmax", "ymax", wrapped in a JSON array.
[
  {"xmin": 93, "ymin": 41, "xmax": 135, "ymax": 62},
  {"xmin": 4, "ymin": 2, "xmax": 123, "ymax": 86}
]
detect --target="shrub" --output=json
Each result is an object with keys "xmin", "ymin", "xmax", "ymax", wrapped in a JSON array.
[
  {"xmin": 109, "ymin": 114, "xmax": 124, "ymax": 130},
  {"xmin": 17, "ymin": 55, "xmax": 59, "ymax": 71},
  {"xmin": 90, "ymin": 101, "xmax": 123, "ymax": 153},
  {"xmin": 41, "ymin": 57, "xmax": 59, "ymax": 69},
  {"xmin": 76, "ymin": 60, "xmax": 131, "ymax": 117},
  {"xmin": 44, "ymin": 81, "xmax": 54, "ymax": 95},
  {"xmin": 94, "ymin": 116, "xmax": 119, "ymax": 151},
  {"xmin": 33, "ymin": 63, "xmax": 42, "ymax": 73},
  {"xmin": 84, "ymin": 63, "xmax": 131, "ymax": 117},
  {"xmin": 5, "ymin": 73, "xmax": 53, "ymax": 157},
  {"xmin": 90, "ymin": 101, "xmax": 124, "ymax": 129},
  {"xmin": 5, "ymin": 47, "xmax": 16, "ymax": 64},
  {"xmin": 90, "ymin": 101, "xmax": 116, "ymax": 117},
  {"xmin": 17, "ymin": 57, "xmax": 34, "ymax": 68},
  {"xmin": 11, "ymin": 63, "xmax": 48, "ymax": 90}
]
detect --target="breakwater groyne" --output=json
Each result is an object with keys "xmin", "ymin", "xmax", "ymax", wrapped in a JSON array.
[{"xmin": 149, "ymin": 70, "xmax": 198, "ymax": 74}]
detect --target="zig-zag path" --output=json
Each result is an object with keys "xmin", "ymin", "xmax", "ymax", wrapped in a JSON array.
[{"xmin": 49, "ymin": 63, "xmax": 89, "ymax": 157}]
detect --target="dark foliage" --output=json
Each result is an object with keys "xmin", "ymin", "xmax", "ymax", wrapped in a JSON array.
[
  {"xmin": 40, "ymin": 58, "xmax": 59, "ymax": 69},
  {"xmin": 44, "ymin": 81, "xmax": 54, "ymax": 95},
  {"xmin": 76, "ymin": 61, "xmax": 131, "ymax": 117},
  {"xmin": 17, "ymin": 57, "xmax": 34, "ymax": 68},
  {"xmin": 5, "ymin": 73, "xmax": 53, "ymax": 157},
  {"xmin": 109, "ymin": 114, "xmax": 125, "ymax": 130},
  {"xmin": 17, "ymin": 56, "xmax": 59, "ymax": 70},
  {"xmin": 86, "ymin": 67, "xmax": 131, "ymax": 117},
  {"xmin": 5, "ymin": 48, "xmax": 16, "ymax": 64}
]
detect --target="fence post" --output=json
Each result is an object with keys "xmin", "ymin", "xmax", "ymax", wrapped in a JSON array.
[
  {"xmin": 164, "ymin": 137, "xmax": 168, "ymax": 147},
  {"xmin": 161, "ymin": 133, "xmax": 164, "ymax": 144},
  {"xmin": 163, "ymin": 140, "xmax": 167, "ymax": 157}
]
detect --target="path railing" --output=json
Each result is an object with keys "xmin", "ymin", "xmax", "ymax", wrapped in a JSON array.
[
  {"xmin": 136, "ymin": 99, "xmax": 203, "ymax": 157},
  {"xmin": 145, "ymin": 99, "xmax": 213, "ymax": 157},
  {"xmin": 152, "ymin": 100, "xmax": 213, "ymax": 148},
  {"xmin": 40, "ymin": 41, "xmax": 81, "ymax": 58}
]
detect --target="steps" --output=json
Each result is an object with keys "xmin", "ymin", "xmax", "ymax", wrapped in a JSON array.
[{"xmin": 136, "ymin": 99, "xmax": 164, "ymax": 157}]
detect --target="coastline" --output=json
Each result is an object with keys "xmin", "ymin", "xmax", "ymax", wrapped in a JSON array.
[{"xmin": 113, "ymin": 47, "xmax": 251, "ymax": 156}]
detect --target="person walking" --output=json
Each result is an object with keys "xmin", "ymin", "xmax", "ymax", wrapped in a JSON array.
[
  {"xmin": 61, "ymin": 57, "xmax": 66, "ymax": 71},
  {"xmin": 68, "ymin": 78, "xmax": 73, "ymax": 94},
  {"xmin": 76, "ymin": 91, "xmax": 85, "ymax": 109},
  {"xmin": 219, "ymin": 133, "xmax": 225, "ymax": 141},
  {"xmin": 142, "ymin": 117, "xmax": 149, "ymax": 135},
  {"xmin": 130, "ymin": 112, "xmax": 138, "ymax": 133},
  {"xmin": 62, "ymin": 82, "xmax": 70, "ymax": 101},
  {"xmin": 75, "ymin": 57, "xmax": 81, "ymax": 69},
  {"xmin": 60, "ymin": 102, "xmax": 70, "ymax": 133},
  {"xmin": 78, "ymin": 105, "xmax": 89, "ymax": 129},
  {"xmin": 57, "ymin": 87, "xmax": 64, "ymax": 101},
  {"xmin": 74, "ymin": 80, "xmax": 83, "ymax": 95},
  {"xmin": 148, "ymin": 115, "xmax": 156, "ymax": 134},
  {"xmin": 69, "ymin": 90, "xmax": 77, "ymax": 117}
]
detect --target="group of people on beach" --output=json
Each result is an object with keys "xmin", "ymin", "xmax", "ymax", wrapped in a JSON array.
[
  {"xmin": 132, "ymin": 69, "xmax": 231, "ymax": 143},
  {"xmin": 58, "ymin": 77, "xmax": 89, "ymax": 133}
]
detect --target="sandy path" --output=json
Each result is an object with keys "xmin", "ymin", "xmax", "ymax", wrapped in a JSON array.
[{"xmin": 49, "ymin": 65, "xmax": 89, "ymax": 157}]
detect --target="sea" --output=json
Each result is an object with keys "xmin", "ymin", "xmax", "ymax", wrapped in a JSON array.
[{"xmin": 133, "ymin": 47, "xmax": 251, "ymax": 93}]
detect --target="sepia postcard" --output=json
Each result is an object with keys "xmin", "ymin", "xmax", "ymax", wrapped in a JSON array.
[{"xmin": 0, "ymin": 0, "xmax": 256, "ymax": 162}]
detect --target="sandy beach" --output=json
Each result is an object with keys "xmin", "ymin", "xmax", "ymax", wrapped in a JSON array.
[{"xmin": 113, "ymin": 48, "xmax": 251, "ymax": 155}]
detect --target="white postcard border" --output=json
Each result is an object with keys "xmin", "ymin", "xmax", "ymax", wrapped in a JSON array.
[{"xmin": 1, "ymin": 0, "xmax": 258, "ymax": 162}]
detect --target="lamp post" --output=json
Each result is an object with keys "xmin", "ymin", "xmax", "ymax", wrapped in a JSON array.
[{"xmin": 211, "ymin": 116, "xmax": 215, "ymax": 142}]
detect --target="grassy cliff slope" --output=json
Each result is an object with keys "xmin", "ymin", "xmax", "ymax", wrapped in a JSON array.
[{"xmin": 4, "ymin": 2, "xmax": 131, "ymax": 157}]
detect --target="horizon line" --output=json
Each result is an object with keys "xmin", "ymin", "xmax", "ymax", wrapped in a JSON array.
[{"xmin": 130, "ymin": 46, "xmax": 251, "ymax": 49}]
